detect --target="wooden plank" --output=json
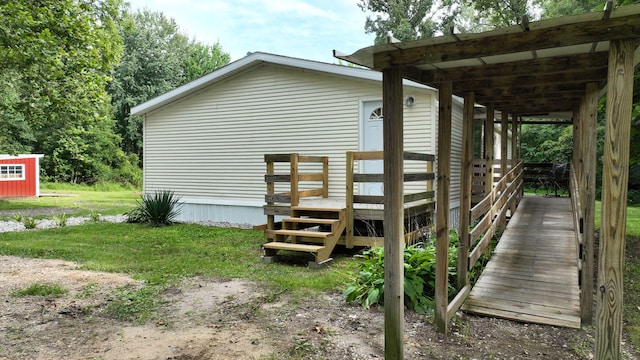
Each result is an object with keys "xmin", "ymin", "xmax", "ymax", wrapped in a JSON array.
[
  {"xmin": 464, "ymin": 196, "xmax": 581, "ymax": 329},
  {"xmin": 264, "ymin": 154, "xmax": 293, "ymax": 162},
  {"xmin": 290, "ymin": 154, "xmax": 299, "ymax": 206},
  {"xmin": 382, "ymin": 66, "xmax": 404, "ymax": 359},
  {"xmin": 297, "ymin": 189, "xmax": 324, "ymax": 198},
  {"xmin": 404, "ymin": 191, "xmax": 435, "ymax": 203},
  {"xmin": 262, "ymin": 242, "xmax": 323, "ymax": 252},
  {"xmin": 283, "ymin": 217, "xmax": 338, "ymax": 225},
  {"xmin": 297, "ymin": 155, "xmax": 325, "ymax": 163},
  {"xmin": 298, "ymin": 173, "xmax": 324, "ymax": 181},
  {"xmin": 501, "ymin": 112, "xmax": 508, "ymax": 181},
  {"xmin": 403, "ymin": 151, "xmax": 436, "ymax": 161},
  {"xmin": 373, "ymin": 12, "xmax": 640, "ymax": 68},
  {"xmin": 346, "ymin": 152, "xmax": 355, "ymax": 248},
  {"xmin": 447, "ymin": 285, "xmax": 471, "ymax": 322},
  {"xmin": 353, "ymin": 195, "xmax": 384, "ymax": 204},
  {"xmin": 581, "ymin": 81, "xmax": 598, "ymax": 324},
  {"xmin": 265, "ymin": 194, "xmax": 291, "ymax": 203},
  {"xmin": 435, "ymin": 81, "xmax": 452, "ymax": 333},
  {"xmin": 462, "ymin": 303, "xmax": 580, "ymax": 328},
  {"xmin": 353, "ymin": 150, "xmax": 383, "ymax": 161},
  {"xmin": 273, "ymin": 229, "xmax": 331, "ymax": 238},
  {"xmin": 458, "ymin": 91, "xmax": 475, "ymax": 289},
  {"xmin": 265, "ymin": 174, "xmax": 291, "ymax": 183},
  {"xmin": 596, "ymin": 39, "xmax": 634, "ymax": 360}
]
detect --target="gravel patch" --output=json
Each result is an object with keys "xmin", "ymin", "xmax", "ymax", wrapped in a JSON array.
[
  {"xmin": 0, "ymin": 215, "xmax": 252, "ymax": 233},
  {"xmin": 0, "ymin": 214, "xmax": 128, "ymax": 233}
]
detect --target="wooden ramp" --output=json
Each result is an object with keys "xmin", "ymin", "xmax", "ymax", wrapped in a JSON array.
[{"xmin": 462, "ymin": 196, "xmax": 581, "ymax": 328}]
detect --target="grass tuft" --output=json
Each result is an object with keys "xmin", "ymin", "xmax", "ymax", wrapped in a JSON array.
[{"xmin": 12, "ymin": 283, "xmax": 67, "ymax": 297}]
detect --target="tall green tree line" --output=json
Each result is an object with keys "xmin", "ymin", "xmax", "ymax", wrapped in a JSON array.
[{"xmin": 0, "ymin": 1, "xmax": 230, "ymax": 184}]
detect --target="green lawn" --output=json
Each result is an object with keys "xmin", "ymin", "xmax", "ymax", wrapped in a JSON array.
[
  {"xmin": 0, "ymin": 183, "xmax": 139, "ymax": 218},
  {"xmin": 0, "ymin": 222, "xmax": 358, "ymax": 296}
]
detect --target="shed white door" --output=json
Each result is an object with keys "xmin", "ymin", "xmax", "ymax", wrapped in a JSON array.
[{"xmin": 361, "ymin": 101, "xmax": 383, "ymax": 196}]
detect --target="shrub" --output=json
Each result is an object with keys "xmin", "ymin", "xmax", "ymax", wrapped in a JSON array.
[
  {"xmin": 343, "ymin": 230, "xmax": 459, "ymax": 313},
  {"xmin": 22, "ymin": 217, "xmax": 37, "ymax": 229},
  {"xmin": 54, "ymin": 213, "xmax": 68, "ymax": 227},
  {"xmin": 10, "ymin": 212, "xmax": 24, "ymax": 222},
  {"xmin": 132, "ymin": 190, "xmax": 182, "ymax": 226}
]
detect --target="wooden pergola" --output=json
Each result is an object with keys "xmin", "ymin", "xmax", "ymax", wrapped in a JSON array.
[{"xmin": 335, "ymin": 2, "xmax": 640, "ymax": 359}]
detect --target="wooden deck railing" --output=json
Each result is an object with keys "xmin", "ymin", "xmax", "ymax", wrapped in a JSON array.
[
  {"xmin": 569, "ymin": 163, "xmax": 588, "ymax": 313},
  {"xmin": 445, "ymin": 159, "xmax": 524, "ymax": 323},
  {"xmin": 264, "ymin": 153, "xmax": 328, "ymax": 207},
  {"xmin": 345, "ymin": 151, "xmax": 435, "ymax": 247}
]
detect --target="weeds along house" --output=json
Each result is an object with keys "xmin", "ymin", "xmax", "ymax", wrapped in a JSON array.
[{"xmin": 131, "ymin": 52, "xmax": 466, "ymax": 227}]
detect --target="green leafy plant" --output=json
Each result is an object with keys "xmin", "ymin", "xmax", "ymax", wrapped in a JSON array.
[
  {"xmin": 343, "ymin": 230, "xmax": 459, "ymax": 313},
  {"xmin": 12, "ymin": 282, "xmax": 67, "ymax": 297},
  {"xmin": 10, "ymin": 212, "xmax": 24, "ymax": 222},
  {"xmin": 89, "ymin": 209, "xmax": 102, "ymax": 222},
  {"xmin": 131, "ymin": 190, "xmax": 182, "ymax": 227},
  {"xmin": 105, "ymin": 285, "xmax": 161, "ymax": 322},
  {"xmin": 22, "ymin": 217, "xmax": 37, "ymax": 229},
  {"xmin": 54, "ymin": 213, "xmax": 68, "ymax": 227}
]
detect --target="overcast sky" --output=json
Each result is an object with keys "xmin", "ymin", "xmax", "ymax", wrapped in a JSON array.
[{"xmin": 125, "ymin": 0, "xmax": 377, "ymax": 64}]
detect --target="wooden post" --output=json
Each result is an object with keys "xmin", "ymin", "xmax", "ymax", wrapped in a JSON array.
[
  {"xmin": 290, "ymin": 153, "xmax": 299, "ymax": 207},
  {"xmin": 435, "ymin": 81, "xmax": 452, "ymax": 333},
  {"xmin": 457, "ymin": 91, "xmax": 474, "ymax": 290},
  {"xmin": 322, "ymin": 156, "xmax": 329, "ymax": 198},
  {"xmin": 382, "ymin": 67, "xmax": 404, "ymax": 359},
  {"xmin": 484, "ymin": 104, "xmax": 495, "ymax": 196},
  {"xmin": 501, "ymin": 112, "xmax": 508, "ymax": 179},
  {"xmin": 346, "ymin": 152, "xmax": 355, "ymax": 248},
  {"xmin": 510, "ymin": 114, "xmax": 518, "ymax": 213},
  {"xmin": 596, "ymin": 39, "xmax": 634, "ymax": 360},
  {"xmin": 581, "ymin": 82, "xmax": 599, "ymax": 324},
  {"xmin": 511, "ymin": 114, "xmax": 518, "ymax": 168},
  {"xmin": 266, "ymin": 158, "xmax": 275, "ymax": 231}
]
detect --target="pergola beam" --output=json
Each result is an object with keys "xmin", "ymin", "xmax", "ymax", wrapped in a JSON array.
[
  {"xmin": 416, "ymin": 52, "xmax": 609, "ymax": 84},
  {"xmin": 373, "ymin": 12, "xmax": 640, "ymax": 69}
]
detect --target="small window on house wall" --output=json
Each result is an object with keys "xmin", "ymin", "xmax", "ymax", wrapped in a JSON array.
[
  {"xmin": 369, "ymin": 107, "xmax": 383, "ymax": 121},
  {"xmin": 0, "ymin": 164, "xmax": 25, "ymax": 180}
]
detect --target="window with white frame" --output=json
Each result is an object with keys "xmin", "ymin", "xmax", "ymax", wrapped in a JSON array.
[{"xmin": 0, "ymin": 164, "xmax": 25, "ymax": 180}]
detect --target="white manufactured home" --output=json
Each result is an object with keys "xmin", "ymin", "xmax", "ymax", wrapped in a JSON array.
[{"xmin": 132, "ymin": 52, "xmax": 466, "ymax": 227}]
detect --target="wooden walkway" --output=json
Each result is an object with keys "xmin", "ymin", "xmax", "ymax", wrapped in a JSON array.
[{"xmin": 462, "ymin": 196, "xmax": 581, "ymax": 328}]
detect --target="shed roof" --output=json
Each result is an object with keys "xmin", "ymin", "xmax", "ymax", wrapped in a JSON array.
[
  {"xmin": 335, "ymin": 3, "xmax": 640, "ymax": 117},
  {"xmin": 131, "ymin": 52, "xmax": 435, "ymax": 116}
]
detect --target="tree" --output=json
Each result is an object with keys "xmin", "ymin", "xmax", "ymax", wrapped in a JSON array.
[
  {"xmin": 0, "ymin": 0, "xmax": 134, "ymax": 184},
  {"xmin": 358, "ymin": 0, "xmax": 439, "ymax": 43},
  {"xmin": 185, "ymin": 41, "xmax": 230, "ymax": 82},
  {"xmin": 109, "ymin": 9, "xmax": 230, "ymax": 161}
]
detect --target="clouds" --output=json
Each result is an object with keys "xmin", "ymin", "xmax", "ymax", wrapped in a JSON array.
[{"xmin": 126, "ymin": 0, "xmax": 374, "ymax": 63}]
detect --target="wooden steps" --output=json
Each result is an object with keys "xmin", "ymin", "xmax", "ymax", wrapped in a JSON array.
[
  {"xmin": 262, "ymin": 242, "xmax": 324, "ymax": 252},
  {"xmin": 262, "ymin": 206, "xmax": 346, "ymax": 266}
]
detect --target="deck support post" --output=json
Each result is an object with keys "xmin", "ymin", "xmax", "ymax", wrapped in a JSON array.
[
  {"xmin": 435, "ymin": 81, "xmax": 452, "ymax": 333},
  {"xmin": 382, "ymin": 66, "xmax": 404, "ymax": 359},
  {"xmin": 596, "ymin": 39, "xmax": 634, "ymax": 360},
  {"xmin": 510, "ymin": 114, "xmax": 519, "ymax": 214},
  {"xmin": 484, "ymin": 103, "xmax": 495, "ymax": 196},
  {"xmin": 457, "ymin": 91, "xmax": 474, "ymax": 290},
  {"xmin": 581, "ymin": 82, "xmax": 598, "ymax": 325},
  {"xmin": 500, "ymin": 112, "xmax": 509, "ymax": 180}
]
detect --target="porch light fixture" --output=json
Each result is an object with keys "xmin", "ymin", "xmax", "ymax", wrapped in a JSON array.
[{"xmin": 405, "ymin": 96, "xmax": 415, "ymax": 107}]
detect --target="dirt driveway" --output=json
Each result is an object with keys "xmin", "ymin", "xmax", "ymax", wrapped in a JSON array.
[{"xmin": 3, "ymin": 255, "xmax": 634, "ymax": 360}]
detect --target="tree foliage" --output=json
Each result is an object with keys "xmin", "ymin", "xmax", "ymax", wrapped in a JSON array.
[
  {"xmin": 358, "ymin": 0, "xmax": 439, "ymax": 43},
  {"xmin": 108, "ymin": 9, "xmax": 230, "ymax": 161},
  {"xmin": 0, "ymin": 0, "xmax": 138, "ymax": 184}
]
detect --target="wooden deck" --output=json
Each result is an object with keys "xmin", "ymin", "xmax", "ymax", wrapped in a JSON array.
[{"xmin": 462, "ymin": 196, "xmax": 581, "ymax": 328}]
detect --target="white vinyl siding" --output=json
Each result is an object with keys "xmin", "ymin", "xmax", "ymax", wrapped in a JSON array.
[
  {"xmin": 145, "ymin": 64, "xmax": 382, "ymax": 202},
  {"xmin": 142, "ymin": 62, "xmax": 462, "ymax": 224}
]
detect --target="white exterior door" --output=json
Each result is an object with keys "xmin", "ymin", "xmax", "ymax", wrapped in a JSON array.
[{"xmin": 361, "ymin": 101, "xmax": 384, "ymax": 196}]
